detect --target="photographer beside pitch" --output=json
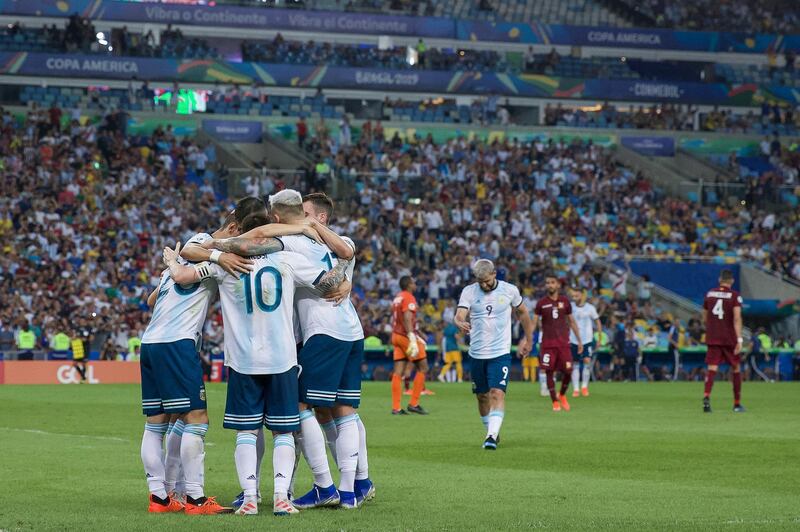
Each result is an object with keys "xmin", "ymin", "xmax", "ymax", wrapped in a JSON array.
[{"xmin": 454, "ymin": 260, "xmax": 533, "ymax": 450}]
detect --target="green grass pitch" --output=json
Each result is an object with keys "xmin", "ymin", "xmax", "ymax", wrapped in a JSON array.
[{"xmin": 1, "ymin": 381, "xmax": 798, "ymax": 530}]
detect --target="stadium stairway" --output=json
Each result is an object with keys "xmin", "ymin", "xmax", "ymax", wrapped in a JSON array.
[
  {"xmin": 593, "ymin": 258, "xmax": 705, "ymax": 327},
  {"xmin": 739, "ymin": 263, "xmax": 800, "ymax": 301},
  {"xmin": 614, "ymin": 143, "xmax": 688, "ymax": 198}
]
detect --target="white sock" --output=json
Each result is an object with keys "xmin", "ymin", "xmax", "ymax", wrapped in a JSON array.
[
  {"xmin": 235, "ymin": 431, "xmax": 259, "ymax": 498},
  {"xmin": 181, "ymin": 423, "xmax": 208, "ymax": 499},
  {"xmin": 487, "ymin": 410, "xmax": 505, "ymax": 439},
  {"xmin": 582, "ymin": 364, "xmax": 591, "ymax": 388},
  {"xmin": 273, "ymin": 434, "xmax": 295, "ymax": 498},
  {"xmin": 355, "ymin": 414, "xmax": 369, "ymax": 481},
  {"xmin": 480, "ymin": 414, "xmax": 489, "ymax": 429},
  {"xmin": 320, "ymin": 420, "xmax": 338, "ymax": 465},
  {"xmin": 334, "ymin": 414, "xmax": 359, "ymax": 493},
  {"xmin": 299, "ymin": 410, "xmax": 334, "ymax": 487},
  {"xmin": 164, "ymin": 420, "xmax": 184, "ymax": 493},
  {"xmin": 175, "ymin": 464, "xmax": 185, "ymax": 496},
  {"xmin": 255, "ymin": 426, "xmax": 265, "ymax": 489},
  {"xmin": 539, "ymin": 371, "xmax": 548, "ymax": 393},
  {"xmin": 288, "ymin": 432, "xmax": 302, "ymax": 498},
  {"xmin": 571, "ymin": 365, "xmax": 580, "ymax": 392},
  {"xmin": 141, "ymin": 422, "xmax": 168, "ymax": 499}
]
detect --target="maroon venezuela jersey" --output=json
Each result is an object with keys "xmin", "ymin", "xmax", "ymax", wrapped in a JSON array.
[
  {"xmin": 535, "ymin": 295, "xmax": 572, "ymax": 348},
  {"xmin": 703, "ymin": 286, "xmax": 742, "ymax": 346}
]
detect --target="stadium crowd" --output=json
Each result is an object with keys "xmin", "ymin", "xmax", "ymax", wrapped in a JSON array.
[
  {"xmin": 1, "ymin": 106, "xmax": 799, "ymax": 380},
  {"xmin": 616, "ymin": 0, "xmax": 799, "ymax": 33},
  {"xmin": 0, "ymin": 105, "xmax": 223, "ymax": 361},
  {"xmin": 294, "ymin": 127, "xmax": 800, "ymax": 374}
]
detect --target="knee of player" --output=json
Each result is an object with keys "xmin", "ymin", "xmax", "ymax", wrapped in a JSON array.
[
  {"xmin": 146, "ymin": 413, "xmax": 170, "ymax": 424},
  {"xmin": 332, "ymin": 404, "xmax": 356, "ymax": 418},
  {"xmin": 489, "ymin": 388, "xmax": 505, "ymax": 401},
  {"xmin": 314, "ymin": 407, "xmax": 333, "ymax": 424},
  {"xmin": 185, "ymin": 409, "xmax": 209, "ymax": 425}
]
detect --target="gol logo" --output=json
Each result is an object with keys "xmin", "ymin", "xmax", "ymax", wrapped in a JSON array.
[{"xmin": 56, "ymin": 365, "xmax": 100, "ymax": 384}]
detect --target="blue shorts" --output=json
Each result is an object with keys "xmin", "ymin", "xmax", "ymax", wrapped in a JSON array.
[
  {"xmin": 470, "ymin": 354, "xmax": 512, "ymax": 394},
  {"xmin": 570, "ymin": 341, "xmax": 596, "ymax": 360},
  {"xmin": 224, "ymin": 367, "xmax": 300, "ymax": 432},
  {"xmin": 140, "ymin": 339, "xmax": 207, "ymax": 416},
  {"xmin": 298, "ymin": 335, "xmax": 364, "ymax": 408}
]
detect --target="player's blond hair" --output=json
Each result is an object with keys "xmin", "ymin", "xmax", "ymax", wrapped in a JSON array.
[
  {"xmin": 472, "ymin": 259, "xmax": 495, "ymax": 279},
  {"xmin": 268, "ymin": 189, "xmax": 304, "ymax": 221}
]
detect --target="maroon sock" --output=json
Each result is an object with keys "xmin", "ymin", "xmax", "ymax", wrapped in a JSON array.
[
  {"xmin": 559, "ymin": 372, "xmax": 570, "ymax": 396},
  {"xmin": 704, "ymin": 369, "xmax": 717, "ymax": 397},
  {"xmin": 733, "ymin": 372, "xmax": 742, "ymax": 405},
  {"xmin": 546, "ymin": 371, "xmax": 557, "ymax": 402}
]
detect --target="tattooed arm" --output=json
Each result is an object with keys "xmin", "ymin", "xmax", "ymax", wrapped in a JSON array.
[
  {"xmin": 316, "ymin": 258, "xmax": 351, "ymax": 294},
  {"xmin": 202, "ymin": 236, "xmax": 285, "ymax": 257}
]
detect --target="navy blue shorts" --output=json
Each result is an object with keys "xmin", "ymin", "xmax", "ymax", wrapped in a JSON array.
[
  {"xmin": 470, "ymin": 354, "xmax": 512, "ymax": 394},
  {"xmin": 140, "ymin": 339, "xmax": 207, "ymax": 416},
  {"xmin": 298, "ymin": 335, "xmax": 364, "ymax": 408},
  {"xmin": 224, "ymin": 367, "xmax": 300, "ymax": 432},
  {"xmin": 570, "ymin": 341, "xmax": 595, "ymax": 361}
]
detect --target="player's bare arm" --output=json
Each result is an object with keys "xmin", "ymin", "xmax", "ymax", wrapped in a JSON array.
[
  {"xmin": 146, "ymin": 287, "xmax": 158, "ymax": 308},
  {"xmin": 733, "ymin": 306, "xmax": 743, "ymax": 355},
  {"xmin": 515, "ymin": 303, "xmax": 534, "ymax": 359},
  {"xmin": 238, "ymin": 222, "xmax": 320, "ymax": 242},
  {"xmin": 162, "ymin": 241, "xmax": 211, "ymax": 285},
  {"xmin": 181, "ymin": 244, "xmax": 253, "ymax": 276},
  {"xmin": 568, "ymin": 315, "xmax": 583, "ymax": 354},
  {"xmin": 315, "ymin": 258, "xmax": 351, "ymax": 294},
  {"xmin": 305, "ymin": 218, "xmax": 355, "ymax": 261},
  {"xmin": 202, "ymin": 236, "xmax": 286, "ymax": 257},
  {"xmin": 454, "ymin": 306, "xmax": 471, "ymax": 333}
]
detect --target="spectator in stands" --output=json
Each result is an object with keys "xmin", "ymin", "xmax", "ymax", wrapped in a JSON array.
[
  {"xmin": 297, "ymin": 116, "xmax": 308, "ymax": 148},
  {"xmin": 524, "ymin": 46, "xmax": 536, "ymax": 72}
]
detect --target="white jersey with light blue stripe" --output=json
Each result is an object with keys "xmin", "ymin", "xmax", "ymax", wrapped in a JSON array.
[
  {"xmin": 457, "ymin": 280, "xmax": 522, "ymax": 359},
  {"xmin": 208, "ymin": 251, "xmax": 327, "ymax": 375},
  {"xmin": 141, "ymin": 233, "xmax": 216, "ymax": 346},
  {"xmin": 570, "ymin": 302, "xmax": 599, "ymax": 346},
  {"xmin": 278, "ymin": 234, "xmax": 364, "ymax": 343}
]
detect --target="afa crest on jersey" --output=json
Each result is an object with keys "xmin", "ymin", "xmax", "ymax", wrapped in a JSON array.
[{"xmin": 199, "ymin": 386, "xmax": 206, "ymax": 402}]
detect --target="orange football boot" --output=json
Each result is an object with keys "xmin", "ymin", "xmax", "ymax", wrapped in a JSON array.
[
  {"xmin": 184, "ymin": 496, "xmax": 232, "ymax": 515},
  {"xmin": 148, "ymin": 494, "xmax": 184, "ymax": 513},
  {"xmin": 552, "ymin": 400, "xmax": 561, "ymax": 412},
  {"xmin": 559, "ymin": 394, "xmax": 571, "ymax": 412}
]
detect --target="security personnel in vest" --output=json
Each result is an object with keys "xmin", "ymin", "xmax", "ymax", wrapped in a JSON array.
[
  {"xmin": 51, "ymin": 330, "xmax": 71, "ymax": 360},
  {"xmin": 16, "ymin": 322, "xmax": 37, "ymax": 360},
  {"xmin": 748, "ymin": 328, "xmax": 772, "ymax": 382},
  {"xmin": 71, "ymin": 331, "xmax": 88, "ymax": 383}
]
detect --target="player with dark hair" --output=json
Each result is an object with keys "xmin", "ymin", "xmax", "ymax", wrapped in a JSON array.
[
  {"xmin": 532, "ymin": 274, "xmax": 583, "ymax": 412},
  {"xmin": 702, "ymin": 269, "xmax": 745, "ymax": 413},
  {"xmin": 390, "ymin": 276, "xmax": 428, "ymax": 415}
]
